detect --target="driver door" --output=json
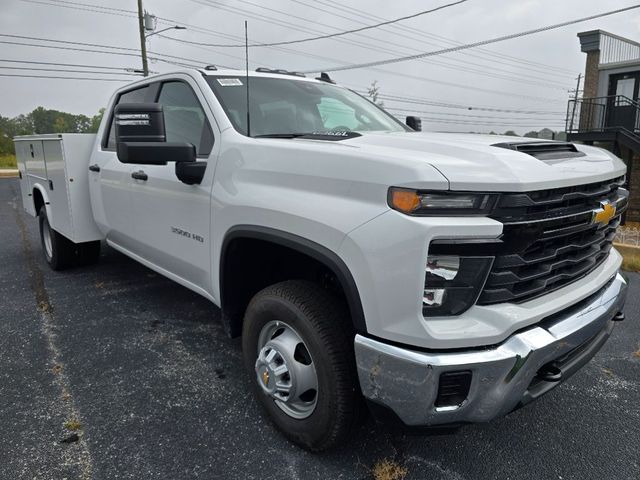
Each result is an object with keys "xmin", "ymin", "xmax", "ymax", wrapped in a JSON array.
[{"xmin": 128, "ymin": 79, "xmax": 216, "ymax": 292}]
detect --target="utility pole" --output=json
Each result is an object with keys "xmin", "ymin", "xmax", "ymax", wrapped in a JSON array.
[
  {"xmin": 568, "ymin": 73, "xmax": 581, "ymax": 133},
  {"xmin": 137, "ymin": 0, "xmax": 149, "ymax": 77}
]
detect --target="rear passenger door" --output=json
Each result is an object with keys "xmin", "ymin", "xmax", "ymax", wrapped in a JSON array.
[
  {"xmin": 89, "ymin": 83, "xmax": 155, "ymax": 249},
  {"xmin": 128, "ymin": 78, "xmax": 216, "ymax": 292}
]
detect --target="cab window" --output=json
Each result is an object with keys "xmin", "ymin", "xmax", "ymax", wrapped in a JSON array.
[
  {"xmin": 104, "ymin": 85, "xmax": 151, "ymax": 150},
  {"xmin": 157, "ymin": 81, "xmax": 214, "ymax": 156}
]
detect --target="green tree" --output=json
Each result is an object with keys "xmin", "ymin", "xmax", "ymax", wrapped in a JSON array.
[
  {"xmin": 503, "ymin": 130, "xmax": 518, "ymax": 136},
  {"xmin": 88, "ymin": 108, "xmax": 105, "ymax": 133},
  {"xmin": 0, "ymin": 107, "xmax": 106, "ymax": 155},
  {"xmin": 53, "ymin": 116, "xmax": 70, "ymax": 133}
]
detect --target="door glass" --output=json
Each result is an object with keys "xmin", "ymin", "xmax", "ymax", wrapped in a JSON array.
[
  {"xmin": 105, "ymin": 85, "xmax": 150, "ymax": 149},
  {"xmin": 615, "ymin": 78, "xmax": 635, "ymax": 102},
  {"xmin": 157, "ymin": 82, "xmax": 213, "ymax": 156}
]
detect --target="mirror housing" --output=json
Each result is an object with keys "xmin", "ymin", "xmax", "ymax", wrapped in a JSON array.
[
  {"xmin": 115, "ymin": 103, "xmax": 196, "ymax": 165},
  {"xmin": 117, "ymin": 142, "xmax": 196, "ymax": 165},
  {"xmin": 115, "ymin": 103, "xmax": 166, "ymax": 143},
  {"xmin": 406, "ymin": 115, "xmax": 422, "ymax": 131}
]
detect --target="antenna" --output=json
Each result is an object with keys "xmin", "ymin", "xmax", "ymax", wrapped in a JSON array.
[{"xmin": 244, "ymin": 20, "xmax": 251, "ymax": 137}]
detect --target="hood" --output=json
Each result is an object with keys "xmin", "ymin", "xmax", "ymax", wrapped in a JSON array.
[{"xmin": 341, "ymin": 131, "xmax": 626, "ymax": 192}]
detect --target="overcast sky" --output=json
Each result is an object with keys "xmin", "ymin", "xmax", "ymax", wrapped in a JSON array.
[{"xmin": 2, "ymin": 0, "xmax": 640, "ymax": 134}]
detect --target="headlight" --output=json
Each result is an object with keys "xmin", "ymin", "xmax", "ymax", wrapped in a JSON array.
[
  {"xmin": 424, "ymin": 255, "xmax": 493, "ymax": 316},
  {"xmin": 388, "ymin": 188, "xmax": 495, "ymax": 215}
]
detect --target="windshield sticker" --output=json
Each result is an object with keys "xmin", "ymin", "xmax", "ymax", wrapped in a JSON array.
[{"xmin": 217, "ymin": 78, "xmax": 243, "ymax": 86}]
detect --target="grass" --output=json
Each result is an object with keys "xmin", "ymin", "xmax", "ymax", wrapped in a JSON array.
[
  {"xmin": 615, "ymin": 243, "xmax": 640, "ymax": 272},
  {"xmin": 371, "ymin": 459, "xmax": 408, "ymax": 480},
  {"xmin": 64, "ymin": 419, "xmax": 83, "ymax": 431},
  {"xmin": 0, "ymin": 154, "xmax": 17, "ymax": 169}
]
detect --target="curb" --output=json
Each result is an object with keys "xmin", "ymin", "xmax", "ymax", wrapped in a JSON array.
[{"xmin": 0, "ymin": 169, "xmax": 19, "ymax": 178}]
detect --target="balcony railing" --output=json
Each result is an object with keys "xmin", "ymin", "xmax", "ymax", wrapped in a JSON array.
[{"xmin": 566, "ymin": 95, "xmax": 640, "ymax": 135}]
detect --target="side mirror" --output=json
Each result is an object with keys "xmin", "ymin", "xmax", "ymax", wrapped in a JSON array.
[
  {"xmin": 406, "ymin": 116, "xmax": 422, "ymax": 132},
  {"xmin": 115, "ymin": 103, "xmax": 196, "ymax": 165}
]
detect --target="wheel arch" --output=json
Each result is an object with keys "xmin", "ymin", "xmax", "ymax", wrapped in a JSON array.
[
  {"xmin": 32, "ymin": 184, "xmax": 52, "ymax": 220},
  {"xmin": 219, "ymin": 225, "xmax": 366, "ymax": 338}
]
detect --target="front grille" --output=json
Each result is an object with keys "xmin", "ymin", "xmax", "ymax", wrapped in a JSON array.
[{"xmin": 477, "ymin": 176, "xmax": 627, "ymax": 305}]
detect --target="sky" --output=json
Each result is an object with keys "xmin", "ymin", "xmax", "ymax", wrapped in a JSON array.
[{"xmin": 1, "ymin": 0, "xmax": 640, "ymax": 134}]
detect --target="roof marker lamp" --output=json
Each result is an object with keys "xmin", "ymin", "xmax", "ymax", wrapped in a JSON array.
[{"xmin": 388, "ymin": 188, "xmax": 495, "ymax": 215}]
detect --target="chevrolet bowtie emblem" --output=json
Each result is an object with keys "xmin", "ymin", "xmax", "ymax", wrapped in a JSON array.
[
  {"xmin": 592, "ymin": 201, "xmax": 616, "ymax": 226},
  {"xmin": 262, "ymin": 369, "xmax": 270, "ymax": 386}
]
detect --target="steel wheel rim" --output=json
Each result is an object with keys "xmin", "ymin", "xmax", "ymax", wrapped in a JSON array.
[
  {"xmin": 255, "ymin": 320, "xmax": 318, "ymax": 419},
  {"xmin": 42, "ymin": 218, "xmax": 53, "ymax": 259}
]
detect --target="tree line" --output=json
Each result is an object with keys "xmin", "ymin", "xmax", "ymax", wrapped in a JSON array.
[{"xmin": 0, "ymin": 107, "xmax": 105, "ymax": 156}]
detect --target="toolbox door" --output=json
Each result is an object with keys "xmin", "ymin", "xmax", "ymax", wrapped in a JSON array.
[{"xmin": 15, "ymin": 141, "xmax": 36, "ymax": 216}]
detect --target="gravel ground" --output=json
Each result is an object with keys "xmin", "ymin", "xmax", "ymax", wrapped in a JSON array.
[{"xmin": 1, "ymin": 177, "xmax": 639, "ymax": 480}]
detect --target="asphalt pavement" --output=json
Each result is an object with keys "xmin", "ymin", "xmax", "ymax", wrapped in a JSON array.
[{"xmin": 1, "ymin": 177, "xmax": 639, "ymax": 480}]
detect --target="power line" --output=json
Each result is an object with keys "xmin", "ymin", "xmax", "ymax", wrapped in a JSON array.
[
  {"xmin": 0, "ymin": 39, "xmax": 142, "ymax": 57},
  {"xmin": 0, "ymin": 33, "xmax": 139, "ymax": 51},
  {"xmin": 0, "ymin": 37, "xmax": 211, "ymax": 69},
  {"xmin": 366, "ymin": 67, "xmax": 566, "ymax": 103},
  {"xmin": 367, "ymin": 92, "xmax": 567, "ymax": 115},
  {"xmin": 303, "ymin": 5, "xmax": 640, "ymax": 72},
  {"xmin": 0, "ymin": 73, "xmax": 131, "ymax": 81},
  {"xmin": 386, "ymin": 114, "xmax": 565, "ymax": 127},
  {"xmin": 382, "ymin": 107, "xmax": 564, "ymax": 121},
  {"xmin": 0, "ymin": 65, "xmax": 142, "ymax": 76},
  {"xmin": 21, "ymin": 0, "xmax": 136, "ymax": 18},
  {"xmin": 166, "ymin": 0, "xmax": 469, "ymax": 47},
  {"xmin": 37, "ymin": 0, "xmax": 135, "ymax": 14},
  {"xmin": 302, "ymin": 0, "xmax": 577, "ymax": 76},
  {"xmin": 165, "ymin": 0, "xmax": 571, "ymax": 94},
  {"xmin": 0, "ymin": 58, "xmax": 140, "ymax": 71}
]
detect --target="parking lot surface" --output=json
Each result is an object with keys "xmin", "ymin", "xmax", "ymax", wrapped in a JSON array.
[{"xmin": 1, "ymin": 177, "xmax": 639, "ymax": 480}]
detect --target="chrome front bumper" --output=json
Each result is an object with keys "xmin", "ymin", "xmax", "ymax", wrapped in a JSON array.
[{"xmin": 354, "ymin": 273, "xmax": 628, "ymax": 427}]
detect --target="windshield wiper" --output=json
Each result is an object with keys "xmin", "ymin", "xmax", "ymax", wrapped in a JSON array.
[
  {"xmin": 253, "ymin": 131, "xmax": 362, "ymax": 141},
  {"xmin": 253, "ymin": 133, "xmax": 309, "ymax": 138}
]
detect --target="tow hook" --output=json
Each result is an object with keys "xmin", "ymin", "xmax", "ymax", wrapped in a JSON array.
[
  {"xmin": 613, "ymin": 311, "xmax": 625, "ymax": 322},
  {"xmin": 537, "ymin": 364, "xmax": 562, "ymax": 383}
]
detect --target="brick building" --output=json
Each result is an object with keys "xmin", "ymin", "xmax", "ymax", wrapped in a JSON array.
[{"xmin": 566, "ymin": 30, "xmax": 640, "ymax": 222}]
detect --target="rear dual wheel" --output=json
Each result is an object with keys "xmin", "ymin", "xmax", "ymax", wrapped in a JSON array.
[
  {"xmin": 38, "ymin": 206, "xmax": 100, "ymax": 270},
  {"xmin": 242, "ymin": 280, "xmax": 362, "ymax": 452}
]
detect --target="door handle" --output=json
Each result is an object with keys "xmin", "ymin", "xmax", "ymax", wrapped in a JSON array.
[
  {"xmin": 89, "ymin": 164, "xmax": 100, "ymax": 172},
  {"xmin": 131, "ymin": 170, "xmax": 148, "ymax": 181}
]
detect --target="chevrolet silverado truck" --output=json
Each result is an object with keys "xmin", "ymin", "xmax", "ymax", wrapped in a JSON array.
[{"xmin": 15, "ymin": 67, "xmax": 629, "ymax": 451}]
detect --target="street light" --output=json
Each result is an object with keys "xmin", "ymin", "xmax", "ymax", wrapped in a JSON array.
[{"xmin": 145, "ymin": 25, "xmax": 187, "ymax": 39}]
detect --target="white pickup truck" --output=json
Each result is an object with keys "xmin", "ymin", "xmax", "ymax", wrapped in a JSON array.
[{"xmin": 16, "ymin": 67, "xmax": 629, "ymax": 451}]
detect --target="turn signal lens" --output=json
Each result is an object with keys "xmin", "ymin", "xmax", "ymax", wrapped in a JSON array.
[
  {"xmin": 388, "ymin": 188, "xmax": 495, "ymax": 216},
  {"xmin": 389, "ymin": 188, "xmax": 420, "ymax": 213}
]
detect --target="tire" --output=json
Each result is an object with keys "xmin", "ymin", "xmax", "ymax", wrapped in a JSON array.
[
  {"xmin": 77, "ymin": 240, "xmax": 101, "ymax": 266},
  {"xmin": 242, "ymin": 280, "xmax": 362, "ymax": 451},
  {"xmin": 38, "ymin": 205, "xmax": 76, "ymax": 270}
]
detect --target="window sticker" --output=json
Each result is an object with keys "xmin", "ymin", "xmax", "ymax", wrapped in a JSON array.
[{"xmin": 217, "ymin": 78, "xmax": 243, "ymax": 86}]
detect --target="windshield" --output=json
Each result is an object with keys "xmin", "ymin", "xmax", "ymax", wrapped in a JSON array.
[{"xmin": 205, "ymin": 75, "xmax": 408, "ymax": 137}]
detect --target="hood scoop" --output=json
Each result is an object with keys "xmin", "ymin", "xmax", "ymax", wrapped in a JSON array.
[{"xmin": 492, "ymin": 141, "xmax": 586, "ymax": 161}]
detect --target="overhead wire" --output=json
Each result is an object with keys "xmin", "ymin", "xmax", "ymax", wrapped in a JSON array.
[
  {"xmin": 164, "ymin": 0, "xmax": 470, "ymax": 47},
  {"xmin": 0, "ymin": 65, "xmax": 143, "ymax": 76},
  {"xmin": 170, "ymin": 0, "xmax": 571, "ymax": 99},
  {"xmin": 302, "ymin": 0, "xmax": 577, "ymax": 76},
  {"xmin": 301, "ymin": 5, "xmax": 640, "ymax": 72},
  {"xmin": 0, "ymin": 58, "xmax": 141, "ymax": 71},
  {"xmin": 0, "ymin": 73, "xmax": 131, "ymax": 81}
]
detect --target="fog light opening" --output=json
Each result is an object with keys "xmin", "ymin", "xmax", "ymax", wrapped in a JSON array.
[{"xmin": 435, "ymin": 370, "xmax": 472, "ymax": 410}]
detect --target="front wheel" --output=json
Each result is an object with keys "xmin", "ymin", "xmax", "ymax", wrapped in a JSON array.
[{"xmin": 242, "ymin": 280, "xmax": 362, "ymax": 451}]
